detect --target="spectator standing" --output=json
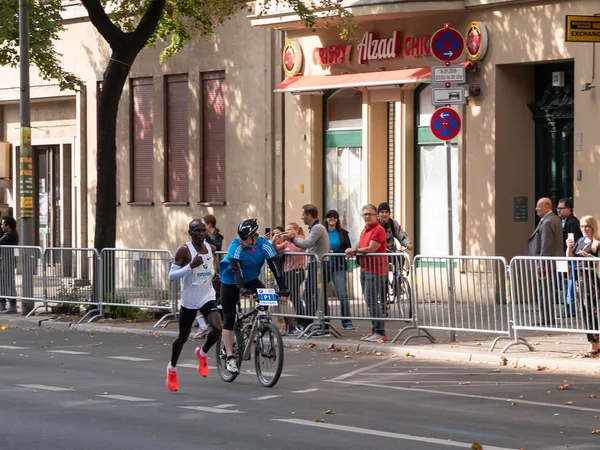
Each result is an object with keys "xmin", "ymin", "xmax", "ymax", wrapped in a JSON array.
[
  {"xmin": 526, "ymin": 197, "xmax": 563, "ymax": 257},
  {"xmin": 566, "ymin": 215, "xmax": 600, "ymax": 357},
  {"xmin": 203, "ymin": 214, "xmax": 224, "ymax": 251},
  {"xmin": 324, "ymin": 209, "xmax": 354, "ymax": 330},
  {"xmin": 557, "ymin": 198, "xmax": 582, "ymax": 251},
  {"xmin": 283, "ymin": 204, "xmax": 329, "ymax": 332},
  {"xmin": 0, "ymin": 216, "xmax": 19, "ymax": 314},
  {"xmin": 345, "ymin": 204, "xmax": 388, "ymax": 342}
]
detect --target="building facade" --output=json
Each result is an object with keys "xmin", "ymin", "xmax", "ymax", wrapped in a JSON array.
[
  {"xmin": 0, "ymin": 3, "xmax": 284, "ymax": 251},
  {"xmin": 253, "ymin": 0, "xmax": 600, "ymax": 258}
]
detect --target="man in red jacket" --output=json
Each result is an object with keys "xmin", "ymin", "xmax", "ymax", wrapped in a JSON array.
[{"xmin": 345, "ymin": 204, "xmax": 388, "ymax": 342}]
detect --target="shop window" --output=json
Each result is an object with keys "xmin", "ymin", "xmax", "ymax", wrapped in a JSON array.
[
  {"xmin": 165, "ymin": 74, "xmax": 189, "ymax": 204},
  {"xmin": 324, "ymin": 89, "xmax": 364, "ymax": 244},
  {"xmin": 130, "ymin": 77, "xmax": 154, "ymax": 204},
  {"xmin": 415, "ymin": 85, "xmax": 458, "ymax": 255},
  {"xmin": 201, "ymin": 71, "xmax": 226, "ymax": 204}
]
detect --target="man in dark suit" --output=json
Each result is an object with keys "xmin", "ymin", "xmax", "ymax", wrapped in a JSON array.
[
  {"xmin": 0, "ymin": 216, "xmax": 19, "ymax": 314},
  {"xmin": 526, "ymin": 197, "xmax": 563, "ymax": 256},
  {"xmin": 557, "ymin": 198, "xmax": 582, "ymax": 251}
]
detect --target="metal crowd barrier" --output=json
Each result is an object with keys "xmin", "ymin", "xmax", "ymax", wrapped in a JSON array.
[
  {"xmin": 405, "ymin": 255, "xmax": 511, "ymax": 351},
  {"xmin": 505, "ymin": 256, "xmax": 600, "ymax": 353},
  {"xmin": 0, "ymin": 245, "xmax": 44, "ymax": 309},
  {"xmin": 321, "ymin": 252, "xmax": 413, "ymax": 342},
  {"xmin": 97, "ymin": 248, "xmax": 178, "ymax": 327},
  {"xmin": 27, "ymin": 248, "xmax": 101, "ymax": 323}
]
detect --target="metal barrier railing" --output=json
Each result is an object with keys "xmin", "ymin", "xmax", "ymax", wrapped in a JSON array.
[
  {"xmin": 97, "ymin": 248, "xmax": 178, "ymax": 327},
  {"xmin": 405, "ymin": 255, "xmax": 511, "ymax": 351},
  {"xmin": 321, "ymin": 252, "xmax": 414, "ymax": 342},
  {"xmin": 28, "ymin": 248, "xmax": 101, "ymax": 323},
  {"xmin": 505, "ymin": 256, "xmax": 600, "ymax": 353},
  {"xmin": 0, "ymin": 246, "xmax": 44, "ymax": 308}
]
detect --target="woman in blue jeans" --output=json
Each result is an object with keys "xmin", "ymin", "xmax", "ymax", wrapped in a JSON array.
[{"xmin": 324, "ymin": 210, "xmax": 354, "ymax": 330}]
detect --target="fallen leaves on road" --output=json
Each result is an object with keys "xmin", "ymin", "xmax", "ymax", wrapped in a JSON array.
[
  {"xmin": 537, "ymin": 366, "xmax": 549, "ymax": 371},
  {"xmin": 331, "ymin": 348, "xmax": 343, "ymax": 352},
  {"xmin": 315, "ymin": 418, "xmax": 324, "ymax": 423},
  {"xmin": 511, "ymin": 402, "xmax": 517, "ymax": 406},
  {"xmin": 591, "ymin": 429, "xmax": 600, "ymax": 435},
  {"xmin": 374, "ymin": 352, "xmax": 384, "ymax": 356},
  {"xmin": 343, "ymin": 355, "xmax": 353, "ymax": 359},
  {"xmin": 459, "ymin": 381, "xmax": 471, "ymax": 385},
  {"xmin": 471, "ymin": 443, "xmax": 483, "ymax": 450},
  {"xmin": 564, "ymin": 401, "xmax": 573, "ymax": 405},
  {"xmin": 557, "ymin": 384, "xmax": 570, "ymax": 390},
  {"xmin": 328, "ymin": 343, "xmax": 335, "ymax": 349},
  {"xmin": 405, "ymin": 352, "xmax": 415, "ymax": 358},
  {"xmin": 324, "ymin": 409, "xmax": 333, "ymax": 415},
  {"xmin": 1, "ymin": 323, "xmax": 7, "ymax": 330},
  {"xmin": 588, "ymin": 393, "xmax": 598, "ymax": 398},
  {"xmin": 305, "ymin": 343, "xmax": 316, "ymax": 348},
  {"xmin": 500, "ymin": 357, "xmax": 508, "ymax": 366}
]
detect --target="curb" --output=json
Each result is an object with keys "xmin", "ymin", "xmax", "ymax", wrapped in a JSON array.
[{"xmin": 3, "ymin": 317, "xmax": 599, "ymax": 374}]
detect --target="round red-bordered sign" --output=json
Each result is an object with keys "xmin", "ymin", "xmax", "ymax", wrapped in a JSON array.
[
  {"xmin": 282, "ymin": 41, "xmax": 303, "ymax": 76},
  {"xmin": 431, "ymin": 27, "xmax": 465, "ymax": 63},
  {"xmin": 465, "ymin": 21, "xmax": 488, "ymax": 61},
  {"xmin": 430, "ymin": 107, "xmax": 461, "ymax": 141}
]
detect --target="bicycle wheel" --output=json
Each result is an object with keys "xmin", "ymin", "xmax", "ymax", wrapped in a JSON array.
[
  {"xmin": 216, "ymin": 327, "xmax": 243, "ymax": 382},
  {"xmin": 398, "ymin": 277, "xmax": 413, "ymax": 318},
  {"xmin": 254, "ymin": 322, "xmax": 284, "ymax": 388}
]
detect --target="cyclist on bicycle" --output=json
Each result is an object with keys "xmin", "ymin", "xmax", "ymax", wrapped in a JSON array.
[
  {"xmin": 219, "ymin": 219, "xmax": 290, "ymax": 374},
  {"xmin": 377, "ymin": 202, "xmax": 413, "ymax": 252}
]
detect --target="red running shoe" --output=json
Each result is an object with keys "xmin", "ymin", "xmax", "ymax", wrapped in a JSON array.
[
  {"xmin": 195, "ymin": 347, "xmax": 209, "ymax": 377},
  {"xmin": 166, "ymin": 365, "xmax": 179, "ymax": 392}
]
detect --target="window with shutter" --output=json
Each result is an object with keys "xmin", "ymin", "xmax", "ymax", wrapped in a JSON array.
[
  {"xmin": 201, "ymin": 71, "xmax": 226, "ymax": 204},
  {"xmin": 130, "ymin": 77, "xmax": 154, "ymax": 204},
  {"xmin": 165, "ymin": 74, "xmax": 189, "ymax": 204}
]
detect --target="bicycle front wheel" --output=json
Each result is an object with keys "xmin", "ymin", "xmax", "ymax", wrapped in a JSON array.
[
  {"xmin": 216, "ymin": 328, "xmax": 243, "ymax": 383},
  {"xmin": 254, "ymin": 322, "xmax": 284, "ymax": 388}
]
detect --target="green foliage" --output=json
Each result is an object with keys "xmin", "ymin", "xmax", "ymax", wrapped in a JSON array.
[{"xmin": 0, "ymin": 0, "xmax": 82, "ymax": 91}]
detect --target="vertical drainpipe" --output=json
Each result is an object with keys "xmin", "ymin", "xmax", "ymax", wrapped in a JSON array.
[{"xmin": 269, "ymin": 28, "xmax": 285, "ymax": 228}]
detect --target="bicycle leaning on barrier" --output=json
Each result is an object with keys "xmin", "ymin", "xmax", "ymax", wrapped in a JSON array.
[
  {"xmin": 385, "ymin": 247, "xmax": 412, "ymax": 318},
  {"xmin": 215, "ymin": 290, "xmax": 284, "ymax": 388}
]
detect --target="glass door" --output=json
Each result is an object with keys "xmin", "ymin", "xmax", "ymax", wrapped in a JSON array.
[{"xmin": 35, "ymin": 146, "xmax": 60, "ymax": 250}]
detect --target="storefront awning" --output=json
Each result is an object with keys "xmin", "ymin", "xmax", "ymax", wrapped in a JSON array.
[{"xmin": 275, "ymin": 63, "xmax": 472, "ymax": 94}]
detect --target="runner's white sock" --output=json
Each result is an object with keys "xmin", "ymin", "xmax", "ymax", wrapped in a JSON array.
[
  {"xmin": 199, "ymin": 348, "xmax": 206, "ymax": 357},
  {"xmin": 168, "ymin": 363, "xmax": 176, "ymax": 371}
]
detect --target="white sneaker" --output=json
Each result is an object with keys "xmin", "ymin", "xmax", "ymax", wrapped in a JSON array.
[
  {"xmin": 193, "ymin": 327, "xmax": 209, "ymax": 339},
  {"xmin": 226, "ymin": 357, "xmax": 239, "ymax": 373}
]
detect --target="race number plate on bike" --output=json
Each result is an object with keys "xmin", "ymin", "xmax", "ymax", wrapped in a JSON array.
[{"xmin": 257, "ymin": 288, "xmax": 278, "ymax": 306}]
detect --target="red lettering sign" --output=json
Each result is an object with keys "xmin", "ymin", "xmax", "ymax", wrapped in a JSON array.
[
  {"xmin": 312, "ymin": 45, "xmax": 353, "ymax": 66},
  {"xmin": 403, "ymin": 35, "xmax": 431, "ymax": 57}
]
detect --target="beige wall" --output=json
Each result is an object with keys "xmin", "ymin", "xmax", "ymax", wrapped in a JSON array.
[{"xmin": 0, "ymin": 10, "xmax": 281, "ymax": 252}]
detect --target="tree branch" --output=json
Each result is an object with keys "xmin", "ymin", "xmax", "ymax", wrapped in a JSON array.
[
  {"xmin": 131, "ymin": 0, "xmax": 167, "ymax": 49},
  {"xmin": 81, "ymin": 0, "xmax": 124, "ymax": 49}
]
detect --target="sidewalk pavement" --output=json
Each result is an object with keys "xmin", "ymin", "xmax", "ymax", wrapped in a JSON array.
[{"xmin": 2, "ymin": 315, "xmax": 600, "ymax": 375}]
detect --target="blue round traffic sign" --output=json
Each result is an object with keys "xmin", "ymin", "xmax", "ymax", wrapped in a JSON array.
[
  {"xmin": 431, "ymin": 27, "xmax": 465, "ymax": 62},
  {"xmin": 430, "ymin": 107, "xmax": 461, "ymax": 141}
]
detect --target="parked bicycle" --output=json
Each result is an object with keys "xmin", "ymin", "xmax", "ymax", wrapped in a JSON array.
[
  {"xmin": 215, "ymin": 291, "xmax": 284, "ymax": 387},
  {"xmin": 386, "ymin": 249, "xmax": 412, "ymax": 318}
]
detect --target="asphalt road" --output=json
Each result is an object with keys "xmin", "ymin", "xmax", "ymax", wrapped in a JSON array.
[{"xmin": 2, "ymin": 325, "xmax": 600, "ymax": 449}]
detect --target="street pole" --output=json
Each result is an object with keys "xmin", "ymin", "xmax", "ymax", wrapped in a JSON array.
[
  {"xmin": 446, "ymin": 139, "xmax": 456, "ymax": 342},
  {"xmin": 19, "ymin": 0, "xmax": 35, "ymax": 314}
]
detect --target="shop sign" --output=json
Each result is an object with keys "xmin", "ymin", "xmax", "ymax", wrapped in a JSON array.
[
  {"xmin": 282, "ymin": 40, "xmax": 303, "ymax": 76},
  {"xmin": 565, "ymin": 15, "xmax": 600, "ymax": 43},
  {"xmin": 357, "ymin": 30, "xmax": 402, "ymax": 64},
  {"xmin": 19, "ymin": 127, "xmax": 33, "ymax": 218},
  {"xmin": 403, "ymin": 35, "xmax": 432, "ymax": 57},
  {"xmin": 313, "ymin": 45, "xmax": 352, "ymax": 66},
  {"xmin": 465, "ymin": 21, "xmax": 488, "ymax": 61}
]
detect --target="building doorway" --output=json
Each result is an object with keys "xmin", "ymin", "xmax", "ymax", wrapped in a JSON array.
[{"xmin": 528, "ymin": 62, "xmax": 574, "ymax": 209}]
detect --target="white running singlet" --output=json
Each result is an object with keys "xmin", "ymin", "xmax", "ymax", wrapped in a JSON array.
[{"xmin": 180, "ymin": 241, "xmax": 216, "ymax": 309}]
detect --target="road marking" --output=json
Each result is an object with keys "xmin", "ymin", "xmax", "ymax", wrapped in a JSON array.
[
  {"xmin": 241, "ymin": 369, "xmax": 295, "ymax": 377},
  {"xmin": 330, "ymin": 380, "xmax": 600, "ymax": 413},
  {"xmin": 328, "ymin": 358, "xmax": 398, "ymax": 382},
  {"xmin": 48, "ymin": 350, "xmax": 90, "ymax": 355},
  {"xmin": 292, "ymin": 388, "xmax": 319, "ymax": 394},
  {"xmin": 0, "ymin": 345, "xmax": 29, "ymax": 350},
  {"xmin": 214, "ymin": 404, "xmax": 237, "ymax": 409},
  {"xmin": 17, "ymin": 384, "xmax": 71, "ymax": 391},
  {"xmin": 178, "ymin": 363, "xmax": 217, "ymax": 370},
  {"xmin": 97, "ymin": 394, "xmax": 154, "ymax": 402},
  {"xmin": 180, "ymin": 406, "xmax": 243, "ymax": 414},
  {"xmin": 273, "ymin": 419, "xmax": 513, "ymax": 449},
  {"xmin": 107, "ymin": 356, "xmax": 152, "ymax": 362},
  {"xmin": 250, "ymin": 395, "xmax": 280, "ymax": 401}
]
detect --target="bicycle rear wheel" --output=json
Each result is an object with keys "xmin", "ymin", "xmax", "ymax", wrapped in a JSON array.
[
  {"xmin": 254, "ymin": 322, "xmax": 284, "ymax": 388},
  {"xmin": 216, "ymin": 327, "xmax": 243, "ymax": 382},
  {"xmin": 398, "ymin": 277, "xmax": 412, "ymax": 318}
]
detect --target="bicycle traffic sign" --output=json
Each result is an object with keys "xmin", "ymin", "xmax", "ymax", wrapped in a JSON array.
[
  {"xmin": 431, "ymin": 27, "xmax": 465, "ymax": 62},
  {"xmin": 430, "ymin": 107, "xmax": 461, "ymax": 141}
]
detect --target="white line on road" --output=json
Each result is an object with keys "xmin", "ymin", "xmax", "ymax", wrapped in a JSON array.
[
  {"xmin": 214, "ymin": 404, "xmax": 237, "ymax": 409},
  {"xmin": 292, "ymin": 388, "xmax": 319, "ymax": 394},
  {"xmin": 273, "ymin": 419, "xmax": 514, "ymax": 450},
  {"xmin": 328, "ymin": 357, "xmax": 398, "ymax": 382},
  {"xmin": 178, "ymin": 363, "xmax": 217, "ymax": 370},
  {"xmin": 97, "ymin": 394, "xmax": 154, "ymax": 402},
  {"xmin": 241, "ymin": 369, "xmax": 295, "ymax": 377},
  {"xmin": 250, "ymin": 395, "xmax": 281, "ymax": 401},
  {"xmin": 106, "ymin": 356, "xmax": 152, "ymax": 361},
  {"xmin": 180, "ymin": 406, "xmax": 243, "ymax": 414},
  {"xmin": 0, "ymin": 345, "xmax": 29, "ymax": 350},
  {"xmin": 331, "ymin": 380, "xmax": 600, "ymax": 413},
  {"xmin": 47, "ymin": 350, "xmax": 90, "ymax": 355},
  {"xmin": 17, "ymin": 384, "xmax": 71, "ymax": 391}
]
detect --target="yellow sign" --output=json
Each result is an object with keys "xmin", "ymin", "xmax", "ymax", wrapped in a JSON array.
[
  {"xmin": 565, "ymin": 15, "xmax": 600, "ymax": 42},
  {"xmin": 282, "ymin": 40, "xmax": 303, "ymax": 77}
]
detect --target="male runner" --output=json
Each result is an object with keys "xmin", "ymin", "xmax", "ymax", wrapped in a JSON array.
[{"xmin": 166, "ymin": 219, "xmax": 222, "ymax": 392}]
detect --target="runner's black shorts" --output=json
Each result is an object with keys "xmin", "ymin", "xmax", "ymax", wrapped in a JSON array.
[{"xmin": 179, "ymin": 301, "xmax": 219, "ymax": 329}]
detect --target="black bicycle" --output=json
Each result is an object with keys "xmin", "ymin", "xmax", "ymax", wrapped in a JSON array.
[
  {"xmin": 386, "ymin": 250, "xmax": 412, "ymax": 318},
  {"xmin": 215, "ymin": 294, "xmax": 284, "ymax": 388}
]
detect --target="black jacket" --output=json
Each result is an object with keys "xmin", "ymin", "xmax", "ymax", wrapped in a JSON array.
[
  {"xmin": 327, "ymin": 229, "xmax": 351, "ymax": 272},
  {"xmin": 562, "ymin": 214, "xmax": 582, "ymax": 251},
  {"xmin": 0, "ymin": 229, "xmax": 19, "ymax": 246}
]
